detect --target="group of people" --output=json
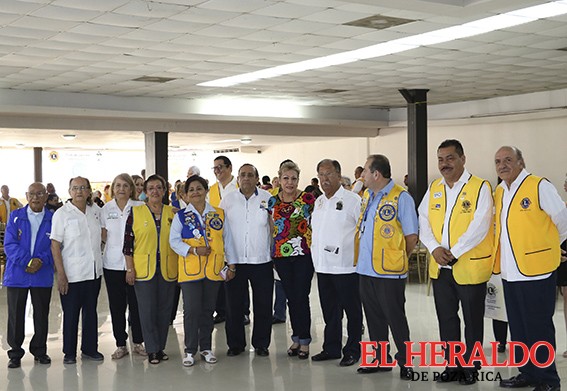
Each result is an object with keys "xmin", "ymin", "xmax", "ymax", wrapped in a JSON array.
[{"xmin": 2, "ymin": 141, "xmax": 567, "ymax": 391}]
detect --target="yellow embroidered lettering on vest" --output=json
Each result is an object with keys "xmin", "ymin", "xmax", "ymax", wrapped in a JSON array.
[
  {"xmin": 427, "ymin": 175, "xmax": 494, "ymax": 284},
  {"xmin": 131, "ymin": 205, "xmax": 178, "ymax": 282},
  {"xmin": 493, "ymin": 175, "xmax": 560, "ymax": 277}
]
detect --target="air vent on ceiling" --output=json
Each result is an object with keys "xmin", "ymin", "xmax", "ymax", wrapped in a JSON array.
[
  {"xmin": 344, "ymin": 14, "xmax": 416, "ymax": 30},
  {"xmin": 315, "ymin": 89, "xmax": 348, "ymax": 94},
  {"xmin": 133, "ymin": 76, "xmax": 176, "ymax": 83},
  {"xmin": 213, "ymin": 147, "xmax": 239, "ymax": 154}
]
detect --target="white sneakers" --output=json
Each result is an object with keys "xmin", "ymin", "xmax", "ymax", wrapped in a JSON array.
[
  {"xmin": 133, "ymin": 343, "xmax": 148, "ymax": 356},
  {"xmin": 111, "ymin": 346, "xmax": 129, "ymax": 360}
]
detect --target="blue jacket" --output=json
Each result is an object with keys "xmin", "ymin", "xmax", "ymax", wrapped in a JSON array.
[{"xmin": 3, "ymin": 206, "xmax": 54, "ymax": 288}]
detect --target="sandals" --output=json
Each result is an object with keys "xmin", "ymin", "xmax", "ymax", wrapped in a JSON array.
[
  {"xmin": 287, "ymin": 344, "xmax": 300, "ymax": 357},
  {"xmin": 200, "ymin": 350, "xmax": 217, "ymax": 364},
  {"xmin": 148, "ymin": 353, "xmax": 160, "ymax": 365},
  {"xmin": 111, "ymin": 346, "xmax": 129, "ymax": 360},
  {"xmin": 157, "ymin": 351, "xmax": 169, "ymax": 361},
  {"xmin": 183, "ymin": 353, "xmax": 195, "ymax": 367},
  {"xmin": 298, "ymin": 346, "xmax": 309, "ymax": 360}
]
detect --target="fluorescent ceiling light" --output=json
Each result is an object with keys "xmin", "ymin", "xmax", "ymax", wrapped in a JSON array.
[
  {"xmin": 199, "ymin": 0, "xmax": 567, "ymax": 88},
  {"xmin": 62, "ymin": 134, "xmax": 76, "ymax": 140}
]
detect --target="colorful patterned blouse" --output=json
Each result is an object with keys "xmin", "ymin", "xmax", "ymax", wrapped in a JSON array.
[{"xmin": 269, "ymin": 191, "xmax": 315, "ymax": 258}]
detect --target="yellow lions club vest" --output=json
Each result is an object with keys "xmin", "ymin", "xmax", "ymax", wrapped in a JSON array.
[
  {"xmin": 177, "ymin": 206, "xmax": 225, "ymax": 282},
  {"xmin": 427, "ymin": 175, "xmax": 494, "ymax": 285},
  {"xmin": 493, "ymin": 175, "xmax": 560, "ymax": 277},
  {"xmin": 131, "ymin": 204, "xmax": 178, "ymax": 282},
  {"xmin": 355, "ymin": 184, "xmax": 409, "ymax": 275}
]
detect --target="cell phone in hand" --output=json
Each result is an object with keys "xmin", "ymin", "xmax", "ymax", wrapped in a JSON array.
[{"xmin": 220, "ymin": 265, "xmax": 229, "ymax": 281}]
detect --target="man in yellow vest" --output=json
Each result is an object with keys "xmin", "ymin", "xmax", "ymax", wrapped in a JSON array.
[
  {"xmin": 494, "ymin": 146, "xmax": 566, "ymax": 391},
  {"xmin": 209, "ymin": 155, "xmax": 238, "ymax": 324},
  {"xmin": 355, "ymin": 154, "xmax": 418, "ymax": 380},
  {"xmin": 418, "ymin": 139, "xmax": 494, "ymax": 385},
  {"xmin": 1, "ymin": 185, "xmax": 23, "ymax": 224}
]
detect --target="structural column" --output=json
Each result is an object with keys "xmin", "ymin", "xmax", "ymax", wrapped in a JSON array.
[
  {"xmin": 399, "ymin": 89, "xmax": 429, "ymax": 204},
  {"xmin": 144, "ymin": 130, "xmax": 169, "ymax": 184},
  {"xmin": 33, "ymin": 147, "xmax": 42, "ymax": 183}
]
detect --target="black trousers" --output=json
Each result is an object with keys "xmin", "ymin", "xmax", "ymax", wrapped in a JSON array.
[
  {"xmin": 317, "ymin": 272, "xmax": 362, "ymax": 359},
  {"xmin": 503, "ymin": 274, "xmax": 560, "ymax": 387},
  {"xmin": 103, "ymin": 269, "xmax": 144, "ymax": 346},
  {"xmin": 432, "ymin": 268, "xmax": 486, "ymax": 369},
  {"xmin": 274, "ymin": 254, "xmax": 314, "ymax": 345},
  {"xmin": 225, "ymin": 262, "xmax": 274, "ymax": 350},
  {"xmin": 359, "ymin": 275, "xmax": 410, "ymax": 367},
  {"xmin": 493, "ymin": 319, "xmax": 508, "ymax": 345},
  {"xmin": 7, "ymin": 287, "xmax": 52, "ymax": 360},
  {"xmin": 60, "ymin": 278, "xmax": 102, "ymax": 357}
]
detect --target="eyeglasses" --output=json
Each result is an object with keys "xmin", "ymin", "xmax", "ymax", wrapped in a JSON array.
[
  {"xmin": 27, "ymin": 192, "xmax": 46, "ymax": 198},
  {"xmin": 146, "ymin": 186, "xmax": 164, "ymax": 192},
  {"xmin": 212, "ymin": 164, "xmax": 227, "ymax": 172},
  {"xmin": 70, "ymin": 186, "xmax": 89, "ymax": 192}
]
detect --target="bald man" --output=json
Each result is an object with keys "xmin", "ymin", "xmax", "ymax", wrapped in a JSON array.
[
  {"xmin": 4, "ymin": 183, "xmax": 54, "ymax": 368},
  {"xmin": 494, "ymin": 146, "xmax": 567, "ymax": 391}
]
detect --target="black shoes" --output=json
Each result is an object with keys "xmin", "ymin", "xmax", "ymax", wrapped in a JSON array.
[
  {"xmin": 63, "ymin": 355, "xmax": 77, "ymax": 364},
  {"xmin": 227, "ymin": 347, "xmax": 244, "ymax": 357},
  {"xmin": 436, "ymin": 368, "xmax": 463, "ymax": 383},
  {"xmin": 81, "ymin": 352, "xmax": 104, "ymax": 361},
  {"xmin": 312, "ymin": 351, "xmax": 341, "ymax": 362},
  {"xmin": 255, "ymin": 348, "xmax": 269, "ymax": 357},
  {"xmin": 339, "ymin": 355, "xmax": 358, "ymax": 367},
  {"xmin": 357, "ymin": 365, "xmax": 393, "ymax": 374},
  {"xmin": 8, "ymin": 358, "xmax": 21, "ymax": 368},
  {"xmin": 213, "ymin": 314, "xmax": 225, "ymax": 324},
  {"xmin": 272, "ymin": 317, "xmax": 285, "ymax": 324},
  {"xmin": 34, "ymin": 355, "xmax": 51, "ymax": 364},
  {"xmin": 400, "ymin": 367, "xmax": 414, "ymax": 380},
  {"xmin": 533, "ymin": 384, "xmax": 561, "ymax": 391},
  {"xmin": 459, "ymin": 369, "xmax": 478, "ymax": 385},
  {"xmin": 500, "ymin": 374, "xmax": 533, "ymax": 388}
]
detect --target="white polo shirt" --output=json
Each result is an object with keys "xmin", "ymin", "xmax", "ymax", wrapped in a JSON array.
[
  {"xmin": 51, "ymin": 202, "xmax": 103, "ymax": 283},
  {"xmin": 101, "ymin": 199, "xmax": 144, "ymax": 271},
  {"xmin": 220, "ymin": 188, "xmax": 272, "ymax": 265},
  {"xmin": 311, "ymin": 185, "xmax": 361, "ymax": 274}
]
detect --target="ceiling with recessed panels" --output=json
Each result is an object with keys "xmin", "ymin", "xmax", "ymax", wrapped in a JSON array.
[
  {"xmin": 1, "ymin": 0, "xmax": 567, "ymax": 111},
  {"xmin": 1, "ymin": 0, "xmax": 567, "ymax": 153}
]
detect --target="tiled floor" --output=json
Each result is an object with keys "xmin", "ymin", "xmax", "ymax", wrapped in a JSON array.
[{"xmin": 1, "ymin": 278, "xmax": 567, "ymax": 391}]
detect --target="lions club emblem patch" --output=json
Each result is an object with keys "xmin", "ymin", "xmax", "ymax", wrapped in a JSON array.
[
  {"xmin": 379, "ymin": 204, "xmax": 396, "ymax": 222},
  {"xmin": 380, "ymin": 224, "xmax": 395, "ymax": 239},
  {"xmin": 520, "ymin": 197, "xmax": 531, "ymax": 209}
]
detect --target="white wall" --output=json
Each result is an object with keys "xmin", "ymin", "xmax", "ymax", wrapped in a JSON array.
[{"xmin": 376, "ymin": 114, "xmax": 567, "ymax": 201}]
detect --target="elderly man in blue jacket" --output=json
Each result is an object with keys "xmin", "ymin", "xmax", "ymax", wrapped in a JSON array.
[{"xmin": 3, "ymin": 182, "xmax": 54, "ymax": 369}]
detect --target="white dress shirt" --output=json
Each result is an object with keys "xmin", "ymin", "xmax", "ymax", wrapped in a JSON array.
[
  {"xmin": 26, "ymin": 206, "xmax": 46, "ymax": 255},
  {"xmin": 418, "ymin": 169, "xmax": 493, "ymax": 268},
  {"xmin": 311, "ymin": 185, "xmax": 361, "ymax": 274},
  {"xmin": 50, "ymin": 202, "xmax": 103, "ymax": 283},
  {"xmin": 220, "ymin": 188, "xmax": 272, "ymax": 265},
  {"xmin": 101, "ymin": 199, "xmax": 143, "ymax": 270},
  {"xmin": 499, "ymin": 169, "xmax": 567, "ymax": 282},
  {"xmin": 206, "ymin": 176, "xmax": 238, "ymax": 203}
]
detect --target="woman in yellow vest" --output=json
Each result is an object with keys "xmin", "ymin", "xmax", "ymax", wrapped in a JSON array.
[
  {"xmin": 169, "ymin": 175, "xmax": 230, "ymax": 367},
  {"xmin": 123, "ymin": 174, "xmax": 178, "ymax": 365}
]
